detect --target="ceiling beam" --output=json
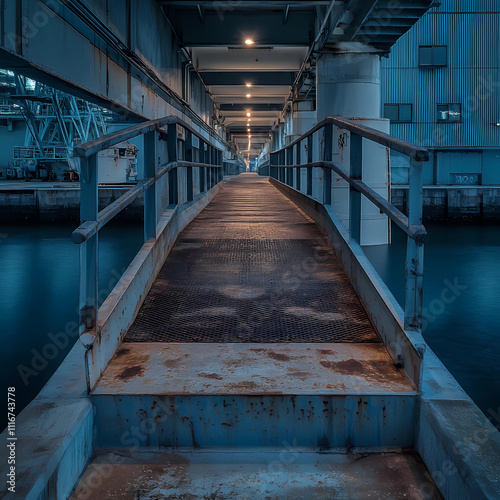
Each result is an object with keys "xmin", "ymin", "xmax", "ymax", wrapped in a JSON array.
[
  {"xmin": 159, "ymin": 1, "xmax": 330, "ymax": 6},
  {"xmin": 162, "ymin": 12, "xmax": 315, "ymax": 46},
  {"xmin": 200, "ymin": 72, "xmax": 295, "ymax": 86},
  {"xmin": 219, "ymin": 103, "xmax": 283, "ymax": 111}
]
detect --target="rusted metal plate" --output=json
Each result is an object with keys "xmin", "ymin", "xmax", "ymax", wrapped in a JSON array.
[
  {"xmin": 125, "ymin": 174, "xmax": 380, "ymax": 343},
  {"xmin": 71, "ymin": 448, "xmax": 443, "ymax": 499},
  {"xmin": 93, "ymin": 343, "xmax": 414, "ymax": 396}
]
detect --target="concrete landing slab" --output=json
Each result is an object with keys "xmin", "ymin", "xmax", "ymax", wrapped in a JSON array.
[
  {"xmin": 70, "ymin": 448, "xmax": 443, "ymax": 499},
  {"xmin": 93, "ymin": 343, "xmax": 415, "ymax": 396}
]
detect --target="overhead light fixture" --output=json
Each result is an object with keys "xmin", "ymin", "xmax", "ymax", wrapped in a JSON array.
[
  {"xmin": 246, "ymin": 112, "xmax": 251, "ymax": 117},
  {"xmin": 245, "ymin": 83, "xmax": 252, "ymax": 87},
  {"xmin": 247, "ymin": 128, "xmax": 251, "ymax": 132},
  {"xmin": 244, "ymin": 38, "xmax": 254, "ymax": 45},
  {"xmin": 248, "ymin": 135, "xmax": 251, "ymax": 138},
  {"xmin": 246, "ymin": 94, "xmax": 251, "ymax": 98}
]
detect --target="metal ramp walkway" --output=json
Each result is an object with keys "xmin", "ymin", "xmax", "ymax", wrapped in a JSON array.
[{"xmin": 125, "ymin": 173, "xmax": 379, "ymax": 344}]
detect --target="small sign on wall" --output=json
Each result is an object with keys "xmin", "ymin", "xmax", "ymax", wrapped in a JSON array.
[
  {"xmin": 452, "ymin": 174, "xmax": 480, "ymax": 185},
  {"xmin": 176, "ymin": 124, "xmax": 185, "ymax": 141}
]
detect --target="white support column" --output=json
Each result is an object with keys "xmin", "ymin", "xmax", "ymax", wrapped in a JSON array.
[
  {"xmin": 317, "ymin": 51, "xmax": 390, "ymax": 246},
  {"xmin": 288, "ymin": 101, "xmax": 317, "ymax": 194}
]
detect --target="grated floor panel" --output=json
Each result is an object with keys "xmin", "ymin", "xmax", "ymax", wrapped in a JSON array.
[{"xmin": 125, "ymin": 173, "xmax": 380, "ymax": 343}]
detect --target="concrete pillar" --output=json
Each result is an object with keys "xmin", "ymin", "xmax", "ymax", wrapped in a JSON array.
[{"xmin": 316, "ymin": 51, "xmax": 390, "ymax": 246}]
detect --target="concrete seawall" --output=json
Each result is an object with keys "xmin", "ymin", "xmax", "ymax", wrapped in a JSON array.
[
  {"xmin": 392, "ymin": 186, "xmax": 500, "ymax": 221},
  {"xmin": 2, "ymin": 183, "xmax": 500, "ymax": 224},
  {"xmin": 0, "ymin": 183, "xmax": 143, "ymax": 223}
]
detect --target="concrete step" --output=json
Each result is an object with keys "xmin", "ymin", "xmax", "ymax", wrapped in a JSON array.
[
  {"xmin": 92, "ymin": 343, "xmax": 417, "ymax": 449},
  {"xmin": 70, "ymin": 447, "xmax": 443, "ymax": 499}
]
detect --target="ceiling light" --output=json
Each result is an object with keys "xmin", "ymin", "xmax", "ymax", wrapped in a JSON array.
[
  {"xmin": 245, "ymin": 83, "xmax": 252, "ymax": 87},
  {"xmin": 247, "ymin": 128, "xmax": 250, "ymax": 132},
  {"xmin": 244, "ymin": 38, "xmax": 254, "ymax": 45},
  {"xmin": 246, "ymin": 94, "xmax": 251, "ymax": 98},
  {"xmin": 246, "ymin": 112, "xmax": 251, "ymax": 117}
]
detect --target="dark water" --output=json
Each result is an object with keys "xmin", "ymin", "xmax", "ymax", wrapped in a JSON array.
[
  {"xmin": 0, "ymin": 222, "xmax": 143, "ymax": 432},
  {"xmin": 363, "ymin": 222, "xmax": 500, "ymax": 424},
  {"xmin": 1, "ymin": 221, "xmax": 499, "ymax": 432}
]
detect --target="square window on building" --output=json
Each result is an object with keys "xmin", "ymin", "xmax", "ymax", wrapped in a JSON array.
[
  {"xmin": 384, "ymin": 103, "xmax": 412, "ymax": 122},
  {"xmin": 437, "ymin": 103, "xmax": 461, "ymax": 122},
  {"xmin": 419, "ymin": 45, "xmax": 447, "ymax": 67}
]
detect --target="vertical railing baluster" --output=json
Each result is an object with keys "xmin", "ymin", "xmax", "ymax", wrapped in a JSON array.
[
  {"xmin": 144, "ymin": 130, "xmax": 157, "ymax": 240},
  {"xmin": 296, "ymin": 142, "xmax": 301, "ymax": 191},
  {"xmin": 349, "ymin": 133, "xmax": 362, "ymax": 242},
  {"xmin": 185, "ymin": 130, "xmax": 193, "ymax": 202},
  {"xmin": 287, "ymin": 147, "xmax": 293, "ymax": 186},
  {"xmin": 404, "ymin": 157, "xmax": 424, "ymax": 331},
  {"xmin": 323, "ymin": 124, "xmax": 332, "ymax": 205},
  {"xmin": 79, "ymin": 154, "xmax": 98, "ymax": 335},
  {"xmin": 199, "ymin": 140, "xmax": 205, "ymax": 193},
  {"xmin": 307, "ymin": 135, "xmax": 313, "ymax": 196},
  {"xmin": 167, "ymin": 123, "xmax": 178, "ymax": 206}
]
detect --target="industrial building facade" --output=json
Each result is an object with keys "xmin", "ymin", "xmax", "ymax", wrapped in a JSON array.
[{"xmin": 381, "ymin": 0, "xmax": 500, "ymax": 217}]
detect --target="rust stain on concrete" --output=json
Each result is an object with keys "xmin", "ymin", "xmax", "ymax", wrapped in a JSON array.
[
  {"xmin": 198, "ymin": 372, "xmax": 223, "ymax": 380},
  {"xmin": 118, "ymin": 365, "xmax": 144, "ymax": 380}
]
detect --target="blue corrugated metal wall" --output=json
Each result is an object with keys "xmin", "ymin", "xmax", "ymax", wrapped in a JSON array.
[{"xmin": 382, "ymin": 0, "xmax": 500, "ymax": 185}]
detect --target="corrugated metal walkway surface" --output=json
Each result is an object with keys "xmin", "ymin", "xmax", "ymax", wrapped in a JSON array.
[{"xmin": 125, "ymin": 173, "xmax": 379, "ymax": 343}]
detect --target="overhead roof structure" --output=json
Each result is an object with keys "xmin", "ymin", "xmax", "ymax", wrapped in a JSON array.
[{"xmin": 158, "ymin": 0, "xmax": 434, "ymax": 156}]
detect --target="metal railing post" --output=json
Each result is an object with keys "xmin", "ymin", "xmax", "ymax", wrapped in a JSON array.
[
  {"xmin": 349, "ymin": 133, "xmax": 362, "ymax": 242},
  {"xmin": 282, "ymin": 149, "xmax": 285, "ymax": 183},
  {"xmin": 199, "ymin": 140, "xmax": 206, "ymax": 192},
  {"xmin": 296, "ymin": 142, "xmax": 301, "ymax": 191},
  {"xmin": 323, "ymin": 124, "xmax": 332, "ymax": 205},
  {"xmin": 404, "ymin": 157, "xmax": 424, "ymax": 331},
  {"xmin": 286, "ymin": 147, "xmax": 293, "ymax": 185},
  {"xmin": 185, "ymin": 130, "xmax": 193, "ymax": 202},
  {"xmin": 307, "ymin": 135, "xmax": 313, "ymax": 196},
  {"xmin": 79, "ymin": 154, "xmax": 98, "ymax": 334},
  {"xmin": 143, "ymin": 130, "xmax": 157, "ymax": 240},
  {"xmin": 167, "ymin": 123, "xmax": 178, "ymax": 206}
]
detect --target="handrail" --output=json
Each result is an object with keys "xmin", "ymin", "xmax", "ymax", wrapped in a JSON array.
[
  {"xmin": 72, "ymin": 160, "xmax": 222, "ymax": 243},
  {"xmin": 272, "ymin": 116, "xmax": 429, "ymax": 162},
  {"xmin": 74, "ymin": 115, "xmax": 223, "ymax": 158},
  {"xmin": 270, "ymin": 161, "xmax": 426, "ymax": 243}
]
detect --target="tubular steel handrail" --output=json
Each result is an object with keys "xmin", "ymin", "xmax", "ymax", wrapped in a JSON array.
[
  {"xmin": 264, "ymin": 116, "xmax": 428, "ymax": 333},
  {"xmin": 73, "ymin": 115, "xmax": 225, "ymax": 362},
  {"xmin": 272, "ymin": 116, "xmax": 429, "ymax": 162},
  {"xmin": 73, "ymin": 116, "xmax": 223, "ymax": 158}
]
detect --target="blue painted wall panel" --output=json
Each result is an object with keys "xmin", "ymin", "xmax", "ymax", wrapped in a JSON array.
[{"xmin": 483, "ymin": 150, "xmax": 500, "ymax": 184}]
